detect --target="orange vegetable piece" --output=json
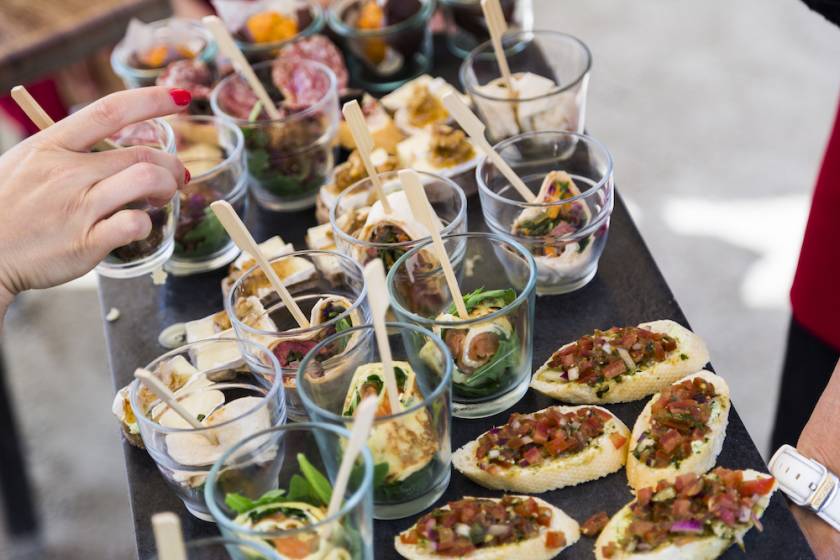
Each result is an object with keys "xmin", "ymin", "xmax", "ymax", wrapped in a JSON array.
[
  {"xmin": 139, "ymin": 45, "xmax": 169, "ymax": 68},
  {"xmin": 246, "ymin": 11, "xmax": 298, "ymax": 44}
]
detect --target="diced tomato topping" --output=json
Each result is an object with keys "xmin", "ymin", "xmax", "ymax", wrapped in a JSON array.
[
  {"xmin": 400, "ymin": 532, "xmax": 418, "ymax": 544},
  {"xmin": 581, "ymin": 511, "xmax": 610, "ymax": 537},
  {"xmin": 739, "ymin": 476, "xmax": 775, "ymax": 497},
  {"xmin": 609, "ymin": 432, "xmax": 627, "ymax": 449},
  {"xmin": 545, "ymin": 530, "xmax": 567, "ymax": 548},
  {"xmin": 602, "ymin": 360, "xmax": 626, "ymax": 379}
]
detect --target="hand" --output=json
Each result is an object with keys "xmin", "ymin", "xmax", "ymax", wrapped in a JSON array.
[
  {"xmin": 0, "ymin": 87, "xmax": 191, "ymax": 314},
  {"xmin": 794, "ymin": 358, "xmax": 840, "ymax": 559}
]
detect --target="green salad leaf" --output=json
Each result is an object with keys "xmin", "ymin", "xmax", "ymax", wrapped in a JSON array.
[
  {"xmin": 298, "ymin": 453, "xmax": 332, "ymax": 506},
  {"xmin": 448, "ymin": 287, "xmax": 517, "ymax": 315},
  {"xmin": 453, "ymin": 334, "xmax": 521, "ymax": 398},
  {"xmin": 224, "ymin": 488, "xmax": 286, "ymax": 514}
]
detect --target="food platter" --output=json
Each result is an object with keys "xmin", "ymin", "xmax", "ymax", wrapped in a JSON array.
[{"xmin": 99, "ymin": 34, "xmax": 815, "ymax": 559}]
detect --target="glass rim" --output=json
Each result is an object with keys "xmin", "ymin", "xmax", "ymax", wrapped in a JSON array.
[
  {"xmin": 329, "ymin": 170, "xmax": 467, "ymax": 250},
  {"xmin": 234, "ymin": 0, "xmax": 325, "ymax": 52},
  {"xmin": 460, "ymin": 29, "xmax": 592, "ymax": 102},
  {"xmin": 386, "ymin": 231, "xmax": 537, "ymax": 328},
  {"xmin": 225, "ymin": 249, "xmax": 368, "ymax": 337},
  {"xmin": 210, "ymin": 59, "xmax": 338, "ymax": 125},
  {"xmin": 111, "ymin": 18, "xmax": 216, "ymax": 77},
  {"xmin": 170, "ymin": 115, "xmax": 246, "ymax": 184},
  {"xmin": 327, "ymin": 0, "xmax": 436, "ymax": 37},
  {"xmin": 296, "ymin": 322, "xmax": 453, "ymax": 423},
  {"xmin": 114, "ymin": 117, "xmax": 177, "ymax": 154},
  {"xmin": 128, "ymin": 337, "xmax": 283, "ymax": 435},
  {"xmin": 205, "ymin": 421, "xmax": 374, "ymax": 538},
  {"xmin": 475, "ymin": 129, "xmax": 614, "ymax": 208}
]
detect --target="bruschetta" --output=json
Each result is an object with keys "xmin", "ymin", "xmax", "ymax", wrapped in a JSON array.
[
  {"xmin": 626, "ymin": 371, "xmax": 730, "ymax": 491},
  {"xmin": 452, "ymin": 405, "xmax": 630, "ymax": 493},
  {"xmin": 531, "ymin": 320, "xmax": 710, "ymax": 404},
  {"xmin": 395, "ymin": 495, "xmax": 580, "ymax": 560},
  {"xmin": 594, "ymin": 468, "xmax": 776, "ymax": 560}
]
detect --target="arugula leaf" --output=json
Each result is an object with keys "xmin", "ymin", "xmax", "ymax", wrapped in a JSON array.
[
  {"xmin": 448, "ymin": 288, "xmax": 517, "ymax": 315},
  {"xmin": 287, "ymin": 473, "xmax": 320, "ymax": 505},
  {"xmin": 224, "ymin": 488, "xmax": 286, "ymax": 514},
  {"xmin": 394, "ymin": 367, "xmax": 407, "ymax": 392},
  {"xmin": 297, "ymin": 453, "xmax": 332, "ymax": 506},
  {"xmin": 453, "ymin": 334, "xmax": 521, "ymax": 398}
]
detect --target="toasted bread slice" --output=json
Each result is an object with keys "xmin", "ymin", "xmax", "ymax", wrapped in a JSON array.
[
  {"xmin": 531, "ymin": 320, "xmax": 710, "ymax": 404},
  {"xmin": 594, "ymin": 469, "xmax": 776, "ymax": 560},
  {"xmin": 626, "ymin": 370, "xmax": 730, "ymax": 491},
  {"xmin": 453, "ymin": 405, "xmax": 630, "ymax": 493},
  {"xmin": 395, "ymin": 496, "xmax": 580, "ymax": 560}
]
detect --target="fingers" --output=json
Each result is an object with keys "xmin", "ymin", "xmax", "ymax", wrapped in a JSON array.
[
  {"xmin": 87, "ymin": 209, "xmax": 153, "ymax": 260},
  {"xmin": 87, "ymin": 162, "xmax": 178, "ymax": 220},
  {"xmin": 47, "ymin": 87, "xmax": 191, "ymax": 152},
  {"xmin": 82, "ymin": 145, "xmax": 186, "ymax": 188}
]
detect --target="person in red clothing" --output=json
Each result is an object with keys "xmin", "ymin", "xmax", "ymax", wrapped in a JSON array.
[{"xmin": 770, "ymin": 95, "xmax": 840, "ymax": 452}]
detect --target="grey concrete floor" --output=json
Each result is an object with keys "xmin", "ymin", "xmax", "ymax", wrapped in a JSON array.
[{"xmin": 1, "ymin": 1, "xmax": 838, "ymax": 558}]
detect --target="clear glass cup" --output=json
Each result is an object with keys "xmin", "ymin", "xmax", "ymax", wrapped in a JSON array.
[
  {"xmin": 110, "ymin": 18, "xmax": 217, "ymax": 89},
  {"xmin": 233, "ymin": 0, "xmax": 325, "ymax": 63},
  {"xmin": 96, "ymin": 119, "xmax": 180, "ymax": 278},
  {"xmin": 297, "ymin": 323, "xmax": 453, "ymax": 519},
  {"xmin": 210, "ymin": 60, "xmax": 339, "ymax": 212},
  {"xmin": 387, "ymin": 232, "xmax": 536, "ymax": 418},
  {"xmin": 129, "ymin": 338, "xmax": 286, "ymax": 521},
  {"xmin": 441, "ymin": 0, "xmax": 533, "ymax": 58},
  {"xmin": 149, "ymin": 536, "xmax": 281, "ymax": 559},
  {"xmin": 226, "ymin": 250, "xmax": 369, "ymax": 421},
  {"xmin": 166, "ymin": 115, "xmax": 247, "ymax": 276},
  {"xmin": 205, "ymin": 422, "xmax": 374, "ymax": 560},
  {"xmin": 329, "ymin": 170, "xmax": 468, "ymax": 272},
  {"xmin": 327, "ymin": 0, "xmax": 435, "ymax": 92},
  {"xmin": 477, "ymin": 130, "xmax": 614, "ymax": 294},
  {"xmin": 459, "ymin": 30, "xmax": 592, "ymax": 143}
]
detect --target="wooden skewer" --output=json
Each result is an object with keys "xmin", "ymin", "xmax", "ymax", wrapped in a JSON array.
[
  {"xmin": 202, "ymin": 15, "xmax": 283, "ymax": 120},
  {"xmin": 326, "ymin": 396, "xmax": 377, "ymax": 519},
  {"xmin": 342, "ymin": 100, "xmax": 392, "ymax": 214},
  {"xmin": 134, "ymin": 368, "xmax": 219, "ymax": 444},
  {"xmin": 151, "ymin": 512, "xmax": 188, "ymax": 560},
  {"xmin": 481, "ymin": 0, "xmax": 516, "ymax": 95},
  {"xmin": 210, "ymin": 201, "xmax": 310, "ymax": 328},
  {"xmin": 441, "ymin": 92, "xmax": 535, "ymax": 203},
  {"xmin": 362, "ymin": 259, "xmax": 403, "ymax": 414},
  {"xmin": 399, "ymin": 170, "xmax": 469, "ymax": 319},
  {"xmin": 11, "ymin": 85, "xmax": 120, "ymax": 151}
]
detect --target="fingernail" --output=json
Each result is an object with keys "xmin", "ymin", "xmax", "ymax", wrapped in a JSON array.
[
  {"xmin": 184, "ymin": 168, "xmax": 191, "ymax": 184},
  {"xmin": 169, "ymin": 88, "xmax": 192, "ymax": 106}
]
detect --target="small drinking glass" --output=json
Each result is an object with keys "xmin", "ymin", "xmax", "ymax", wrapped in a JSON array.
[
  {"xmin": 210, "ymin": 60, "xmax": 339, "ymax": 211},
  {"xmin": 205, "ymin": 423, "xmax": 374, "ymax": 560},
  {"xmin": 440, "ymin": 0, "xmax": 533, "ymax": 58},
  {"xmin": 129, "ymin": 338, "xmax": 285, "ymax": 521},
  {"xmin": 233, "ymin": 0, "xmax": 325, "ymax": 63},
  {"xmin": 111, "ymin": 18, "xmax": 217, "ymax": 88},
  {"xmin": 460, "ymin": 30, "xmax": 591, "ymax": 143},
  {"xmin": 477, "ymin": 130, "xmax": 614, "ymax": 294},
  {"xmin": 96, "ymin": 119, "xmax": 179, "ymax": 278},
  {"xmin": 297, "ymin": 323, "xmax": 453, "ymax": 520},
  {"xmin": 166, "ymin": 115, "xmax": 247, "ymax": 275},
  {"xmin": 149, "ymin": 536, "xmax": 280, "ymax": 560},
  {"xmin": 329, "ymin": 170, "xmax": 468, "ymax": 271},
  {"xmin": 226, "ymin": 250, "xmax": 369, "ymax": 421},
  {"xmin": 327, "ymin": 0, "xmax": 435, "ymax": 92},
  {"xmin": 387, "ymin": 232, "xmax": 536, "ymax": 418}
]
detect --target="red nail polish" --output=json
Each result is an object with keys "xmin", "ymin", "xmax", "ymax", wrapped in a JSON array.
[
  {"xmin": 184, "ymin": 168, "xmax": 191, "ymax": 184},
  {"xmin": 169, "ymin": 88, "xmax": 192, "ymax": 106}
]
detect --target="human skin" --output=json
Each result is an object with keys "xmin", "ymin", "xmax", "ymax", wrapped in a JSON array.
[{"xmin": 0, "ymin": 86, "xmax": 192, "ymax": 326}]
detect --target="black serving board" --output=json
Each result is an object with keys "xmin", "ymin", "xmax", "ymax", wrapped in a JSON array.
[{"xmin": 99, "ymin": 35, "xmax": 815, "ymax": 560}]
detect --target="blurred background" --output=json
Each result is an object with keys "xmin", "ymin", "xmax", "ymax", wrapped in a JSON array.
[{"xmin": 0, "ymin": 0, "xmax": 838, "ymax": 558}]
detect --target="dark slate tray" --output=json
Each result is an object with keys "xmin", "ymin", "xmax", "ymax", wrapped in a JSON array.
[{"xmin": 98, "ymin": 36, "xmax": 815, "ymax": 560}]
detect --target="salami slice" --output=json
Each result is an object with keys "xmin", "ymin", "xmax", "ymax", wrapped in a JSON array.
[
  {"xmin": 156, "ymin": 60, "xmax": 214, "ymax": 102},
  {"xmin": 273, "ymin": 34, "xmax": 349, "ymax": 91}
]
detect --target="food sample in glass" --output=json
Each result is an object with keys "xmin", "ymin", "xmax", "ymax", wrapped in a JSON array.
[
  {"xmin": 387, "ymin": 232, "xmax": 537, "ymax": 418},
  {"xmin": 211, "ymin": 59, "xmax": 340, "ymax": 211},
  {"xmin": 156, "ymin": 60, "xmax": 217, "ymax": 115},
  {"xmin": 316, "ymin": 147, "xmax": 399, "ymax": 224},
  {"xmin": 111, "ymin": 18, "xmax": 217, "ymax": 88},
  {"xmin": 95, "ymin": 119, "xmax": 180, "ymax": 279},
  {"xmin": 148, "ymin": 536, "xmax": 280, "ymax": 560},
  {"xmin": 126, "ymin": 339, "xmax": 285, "ymax": 520},
  {"xmin": 213, "ymin": 0, "xmax": 325, "ymax": 62},
  {"xmin": 227, "ymin": 250, "xmax": 369, "ymax": 421},
  {"xmin": 459, "ymin": 30, "xmax": 591, "ymax": 143},
  {"xmin": 440, "ymin": 0, "xmax": 533, "ymax": 58},
  {"xmin": 205, "ymin": 423, "xmax": 374, "ymax": 560},
  {"xmin": 330, "ymin": 171, "xmax": 467, "ymax": 271},
  {"xmin": 327, "ymin": 0, "xmax": 435, "ymax": 92},
  {"xmin": 166, "ymin": 115, "xmax": 248, "ymax": 275},
  {"xmin": 297, "ymin": 323, "xmax": 453, "ymax": 519},
  {"xmin": 477, "ymin": 130, "xmax": 614, "ymax": 294}
]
